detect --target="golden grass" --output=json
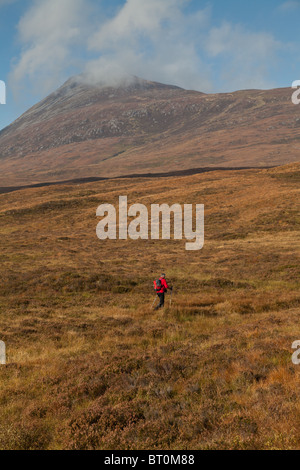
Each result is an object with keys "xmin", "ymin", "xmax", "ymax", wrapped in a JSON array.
[{"xmin": 0, "ymin": 164, "xmax": 299, "ymax": 449}]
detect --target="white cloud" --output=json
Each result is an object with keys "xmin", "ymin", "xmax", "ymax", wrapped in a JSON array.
[
  {"xmin": 89, "ymin": 0, "xmax": 184, "ymax": 49},
  {"xmin": 84, "ymin": 1, "xmax": 283, "ymax": 92},
  {"xmin": 85, "ymin": 0, "xmax": 212, "ymax": 91},
  {"xmin": 205, "ymin": 22, "xmax": 282, "ymax": 89},
  {"xmin": 10, "ymin": 0, "xmax": 88, "ymax": 95},
  {"xmin": 9, "ymin": 0, "xmax": 286, "ymax": 96}
]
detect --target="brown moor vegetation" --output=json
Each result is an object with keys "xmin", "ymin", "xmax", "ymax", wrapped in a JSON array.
[
  {"xmin": 1, "ymin": 78, "xmax": 300, "ymax": 187},
  {"xmin": 0, "ymin": 163, "xmax": 299, "ymax": 449}
]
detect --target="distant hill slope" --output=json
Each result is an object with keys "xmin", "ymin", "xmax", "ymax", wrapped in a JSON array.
[{"xmin": 0, "ymin": 75, "xmax": 299, "ymax": 186}]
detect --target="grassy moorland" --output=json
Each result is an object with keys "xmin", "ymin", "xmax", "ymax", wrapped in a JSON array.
[{"xmin": 0, "ymin": 163, "xmax": 299, "ymax": 450}]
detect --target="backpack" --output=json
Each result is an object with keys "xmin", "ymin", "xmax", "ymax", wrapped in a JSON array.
[{"xmin": 154, "ymin": 279, "xmax": 162, "ymax": 291}]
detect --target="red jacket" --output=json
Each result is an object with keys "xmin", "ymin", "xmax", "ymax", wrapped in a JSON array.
[{"xmin": 157, "ymin": 278, "xmax": 169, "ymax": 294}]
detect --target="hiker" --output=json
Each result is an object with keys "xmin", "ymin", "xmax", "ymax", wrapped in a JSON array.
[{"xmin": 153, "ymin": 273, "xmax": 173, "ymax": 310}]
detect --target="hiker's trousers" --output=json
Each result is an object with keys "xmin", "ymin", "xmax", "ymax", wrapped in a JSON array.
[{"xmin": 156, "ymin": 292, "xmax": 165, "ymax": 309}]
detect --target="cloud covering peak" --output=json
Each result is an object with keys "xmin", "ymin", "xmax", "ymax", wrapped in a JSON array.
[{"xmin": 9, "ymin": 0, "xmax": 286, "ymax": 97}]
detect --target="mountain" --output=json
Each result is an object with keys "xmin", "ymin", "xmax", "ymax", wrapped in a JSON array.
[{"xmin": 0, "ymin": 75, "xmax": 299, "ymax": 186}]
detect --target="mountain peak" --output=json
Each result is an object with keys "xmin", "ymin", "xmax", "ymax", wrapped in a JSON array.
[{"xmin": 57, "ymin": 74, "xmax": 184, "ymax": 96}]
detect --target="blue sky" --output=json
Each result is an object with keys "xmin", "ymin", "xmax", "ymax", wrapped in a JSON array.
[{"xmin": 0, "ymin": 0, "xmax": 299, "ymax": 130}]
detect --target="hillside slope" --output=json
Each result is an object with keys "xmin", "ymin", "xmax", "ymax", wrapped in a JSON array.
[
  {"xmin": 0, "ymin": 163, "xmax": 299, "ymax": 449},
  {"xmin": 0, "ymin": 76, "xmax": 299, "ymax": 186}
]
